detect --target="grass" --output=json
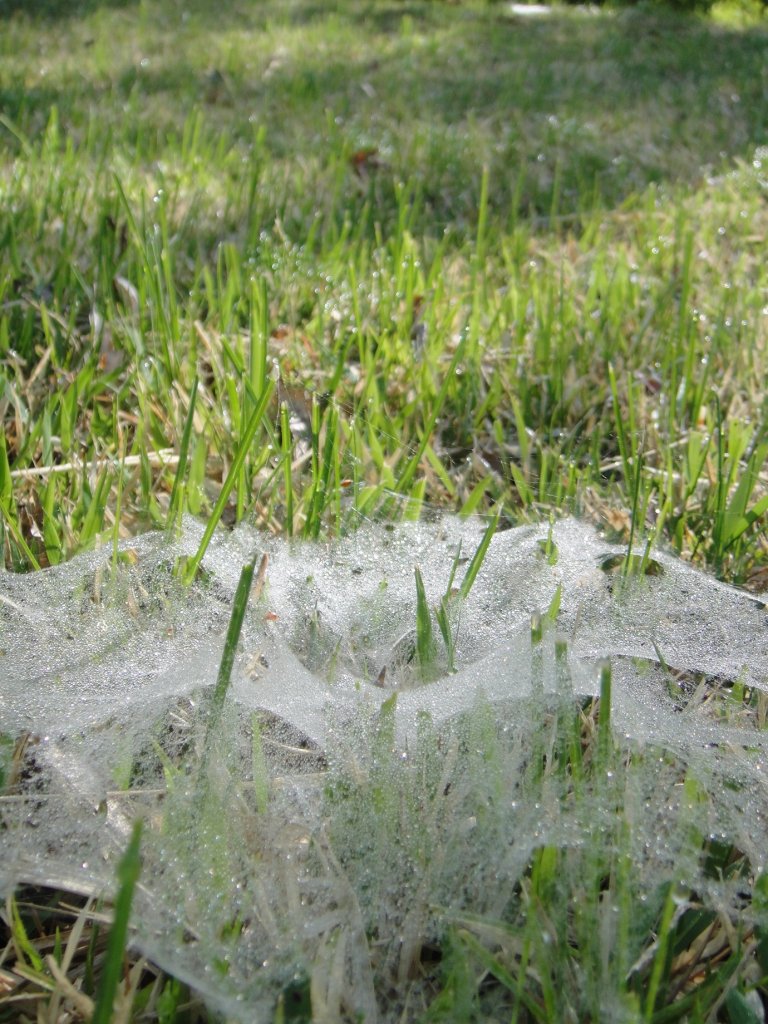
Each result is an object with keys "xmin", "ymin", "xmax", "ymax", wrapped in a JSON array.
[
  {"xmin": 1, "ymin": 0, "xmax": 768, "ymax": 577},
  {"xmin": 2, "ymin": 0, "xmax": 768, "ymax": 1019},
  {"xmin": 91, "ymin": 820, "xmax": 143, "ymax": 1024}
]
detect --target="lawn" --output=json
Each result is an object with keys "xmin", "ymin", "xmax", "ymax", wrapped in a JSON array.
[{"xmin": 2, "ymin": 0, "xmax": 768, "ymax": 1020}]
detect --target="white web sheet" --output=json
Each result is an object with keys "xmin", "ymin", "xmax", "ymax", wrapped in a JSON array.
[{"xmin": 1, "ymin": 516, "xmax": 767, "ymax": 1019}]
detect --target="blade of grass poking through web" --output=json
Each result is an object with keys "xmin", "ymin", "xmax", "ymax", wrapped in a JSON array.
[
  {"xmin": 167, "ymin": 377, "xmax": 198, "ymax": 532},
  {"xmin": 538, "ymin": 518, "xmax": 559, "ymax": 565},
  {"xmin": 195, "ymin": 557, "xmax": 258, "ymax": 807},
  {"xmin": 597, "ymin": 660, "xmax": 613, "ymax": 771},
  {"xmin": 182, "ymin": 380, "xmax": 274, "ymax": 584},
  {"xmin": 544, "ymin": 583, "xmax": 562, "ymax": 627},
  {"xmin": 435, "ymin": 598, "xmax": 456, "ymax": 673},
  {"xmin": 435, "ymin": 542, "xmax": 464, "ymax": 672},
  {"xmin": 415, "ymin": 565, "xmax": 435, "ymax": 674},
  {"xmin": 111, "ymin": 442, "xmax": 126, "ymax": 569},
  {"xmin": 531, "ymin": 611, "xmax": 544, "ymax": 691},
  {"xmin": 458, "ymin": 505, "xmax": 501, "ymax": 601},
  {"xmin": 91, "ymin": 819, "xmax": 143, "ymax": 1024},
  {"xmin": 205, "ymin": 555, "xmax": 258, "ymax": 743},
  {"xmin": 443, "ymin": 540, "xmax": 463, "ymax": 600},
  {"xmin": 624, "ymin": 450, "xmax": 644, "ymax": 578}
]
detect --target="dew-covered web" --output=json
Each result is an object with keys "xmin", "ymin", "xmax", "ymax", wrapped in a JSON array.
[{"xmin": 2, "ymin": 511, "xmax": 768, "ymax": 1020}]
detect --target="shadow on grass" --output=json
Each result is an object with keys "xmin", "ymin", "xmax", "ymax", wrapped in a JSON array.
[
  {"xmin": 0, "ymin": 0, "xmax": 137, "ymax": 17},
  {"xmin": 2, "ymin": 0, "xmax": 767, "ymax": 226}
]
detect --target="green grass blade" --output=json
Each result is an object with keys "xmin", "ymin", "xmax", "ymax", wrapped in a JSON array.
[
  {"xmin": 396, "ymin": 333, "xmax": 468, "ymax": 496},
  {"xmin": 183, "ymin": 380, "xmax": 274, "ymax": 584},
  {"xmin": 415, "ymin": 565, "xmax": 435, "ymax": 673},
  {"xmin": 459, "ymin": 506, "xmax": 500, "ymax": 601},
  {"xmin": 111, "ymin": 445, "xmax": 126, "ymax": 569},
  {"xmin": 305, "ymin": 401, "xmax": 339, "ymax": 539},
  {"xmin": 79, "ymin": 467, "xmax": 113, "ymax": 547},
  {"xmin": 9, "ymin": 895, "xmax": 46, "ymax": 973},
  {"xmin": 250, "ymin": 278, "xmax": 268, "ymax": 404},
  {"xmin": 544, "ymin": 583, "xmax": 562, "ymax": 626},
  {"xmin": 280, "ymin": 402, "xmax": 295, "ymax": 537},
  {"xmin": 624, "ymin": 450, "xmax": 644, "ymax": 578},
  {"xmin": 0, "ymin": 500, "xmax": 41, "ymax": 571},
  {"xmin": 196, "ymin": 555, "xmax": 258, "ymax": 797},
  {"xmin": 458, "ymin": 929, "xmax": 543, "ymax": 1022},
  {"xmin": 509, "ymin": 463, "xmax": 534, "ymax": 508},
  {"xmin": 720, "ymin": 439, "xmax": 768, "ymax": 549},
  {"xmin": 459, "ymin": 476, "xmax": 491, "ymax": 519},
  {"xmin": 91, "ymin": 819, "xmax": 144, "ymax": 1024},
  {"xmin": 0, "ymin": 111, "xmax": 33, "ymax": 157},
  {"xmin": 443, "ymin": 540, "xmax": 463, "ymax": 600},
  {"xmin": 643, "ymin": 882, "xmax": 677, "ymax": 1021},
  {"xmin": 597, "ymin": 660, "xmax": 613, "ymax": 770},
  {"xmin": 0, "ymin": 431, "xmax": 12, "ymax": 507},
  {"xmin": 725, "ymin": 491, "xmax": 768, "ymax": 546},
  {"xmin": 608, "ymin": 362, "xmax": 631, "ymax": 488},
  {"xmin": 167, "ymin": 377, "xmax": 199, "ymax": 530},
  {"xmin": 435, "ymin": 597, "xmax": 456, "ymax": 673},
  {"xmin": 474, "ymin": 165, "xmax": 490, "ymax": 272},
  {"xmin": 210, "ymin": 555, "xmax": 257, "ymax": 725}
]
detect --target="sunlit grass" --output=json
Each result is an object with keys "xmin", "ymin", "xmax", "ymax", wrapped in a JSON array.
[{"xmin": 1, "ymin": 2, "xmax": 767, "ymax": 585}]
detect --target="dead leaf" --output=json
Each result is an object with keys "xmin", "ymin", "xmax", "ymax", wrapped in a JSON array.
[{"xmin": 349, "ymin": 147, "xmax": 384, "ymax": 179}]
